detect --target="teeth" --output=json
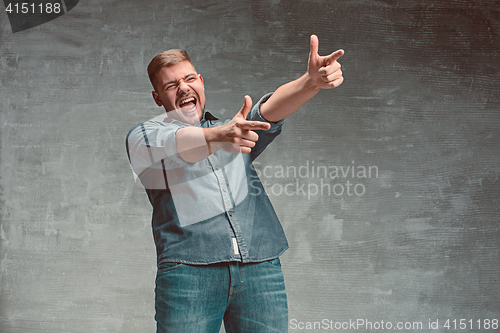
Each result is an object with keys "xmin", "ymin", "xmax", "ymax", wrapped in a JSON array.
[{"xmin": 180, "ymin": 97, "xmax": 195, "ymax": 106}]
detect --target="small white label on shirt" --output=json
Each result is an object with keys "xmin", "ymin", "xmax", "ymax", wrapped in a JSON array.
[{"xmin": 232, "ymin": 237, "xmax": 239, "ymax": 255}]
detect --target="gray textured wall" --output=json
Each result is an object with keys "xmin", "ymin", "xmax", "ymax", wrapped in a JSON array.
[{"xmin": 1, "ymin": 0, "xmax": 499, "ymax": 332}]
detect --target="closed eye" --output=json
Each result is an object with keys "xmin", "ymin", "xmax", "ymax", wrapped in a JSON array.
[{"xmin": 163, "ymin": 74, "xmax": 197, "ymax": 91}]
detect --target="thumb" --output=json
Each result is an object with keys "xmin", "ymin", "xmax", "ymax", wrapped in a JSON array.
[
  {"xmin": 309, "ymin": 34, "xmax": 319, "ymax": 61},
  {"xmin": 237, "ymin": 95, "xmax": 253, "ymax": 120}
]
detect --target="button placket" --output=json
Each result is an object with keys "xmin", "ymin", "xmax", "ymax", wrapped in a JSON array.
[{"xmin": 207, "ymin": 155, "xmax": 240, "ymax": 256}]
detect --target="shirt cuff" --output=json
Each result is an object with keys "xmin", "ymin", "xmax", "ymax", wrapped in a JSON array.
[{"xmin": 249, "ymin": 92, "xmax": 285, "ymax": 132}]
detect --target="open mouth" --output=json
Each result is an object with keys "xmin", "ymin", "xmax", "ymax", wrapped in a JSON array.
[{"xmin": 178, "ymin": 96, "xmax": 197, "ymax": 114}]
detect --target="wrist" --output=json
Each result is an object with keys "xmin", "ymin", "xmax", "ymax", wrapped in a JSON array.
[
  {"xmin": 202, "ymin": 127, "xmax": 222, "ymax": 154},
  {"xmin": 303, "ymin": 72, "xmax": 322, "ymax": 93},
  {"xmin": 202, "ymin": 127, "xmax": 218, "ymax": 143}
]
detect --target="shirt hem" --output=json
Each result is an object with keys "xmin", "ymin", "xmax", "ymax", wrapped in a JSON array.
[{"xmin": 157, "ymin": 246, "xmax": 289, "ymax": 266}]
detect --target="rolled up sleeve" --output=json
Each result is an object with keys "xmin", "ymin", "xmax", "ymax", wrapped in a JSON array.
[
  {"xmin": 126, "ymin": 120, "xmax": 192, "ymax": 177},
  {"xmin": 247, "ymin": 92, "xmax": 285, "ymax": 161}
]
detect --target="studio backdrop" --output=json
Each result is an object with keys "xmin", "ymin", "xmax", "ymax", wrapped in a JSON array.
[{"xmin": 1, "ymin": 1, "xmax": 499, "ymax": 332}]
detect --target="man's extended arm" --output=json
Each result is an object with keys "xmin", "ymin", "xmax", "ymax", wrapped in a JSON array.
[
  {"xmin": 259, "ymin": 34, "xmax": 344, "ymax": 122},
  {"xmin": 176, "ymin": 34, "xmax": 344, "ymax": 163}
]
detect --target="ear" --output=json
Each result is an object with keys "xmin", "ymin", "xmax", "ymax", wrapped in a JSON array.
[
  {"xmin": 152, "ymin": 91, "xmax": 163, "ymax": 107},
  {"xmin": 199, "ymin": 74, "xmax": 204, "ymax": 89}
]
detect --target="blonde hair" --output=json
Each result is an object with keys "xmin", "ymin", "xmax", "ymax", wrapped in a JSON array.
[{"xmin": 147, "ymin": 49, "xmax": 193, "ymax": 89}]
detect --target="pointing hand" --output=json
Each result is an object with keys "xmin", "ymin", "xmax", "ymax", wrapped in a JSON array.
[
  {"xmin": 210, "ymin": 96, "xmax": 271, "ymax": 154},
  {"xmin": 308, "ymin": 34, "xmax": 344, "ymax": 89}
]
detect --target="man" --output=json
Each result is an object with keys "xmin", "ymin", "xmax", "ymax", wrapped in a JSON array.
[{"xmin": 126, "ymin": 35, "xmax": 344, "ymax": 332}]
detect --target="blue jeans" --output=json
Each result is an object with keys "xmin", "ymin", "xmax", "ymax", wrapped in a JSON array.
[{"xmin": 155, "ymin": 258, "xmax": 288, "ymax": 333}]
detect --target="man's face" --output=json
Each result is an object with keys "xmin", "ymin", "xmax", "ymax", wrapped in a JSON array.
[{"xmin": 152, "ymin": 60, "xmax": 205, "ymax": 124}]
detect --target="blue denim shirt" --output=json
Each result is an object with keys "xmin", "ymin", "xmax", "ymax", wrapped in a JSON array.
[{"xmin": 126, "ymin": 93, "xmax": 288, "ymax": 265}]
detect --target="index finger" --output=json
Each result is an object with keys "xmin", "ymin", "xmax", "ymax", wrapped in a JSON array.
[
  {"xmin": 238, "ymin": 120, "xmax": 271, "ymax": 130},
  {"xmin": 325, "ymin": 49, "xmax": 345, "ymax": 64}
]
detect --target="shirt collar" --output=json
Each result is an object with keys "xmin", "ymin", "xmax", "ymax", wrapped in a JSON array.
[
  {"xmin": 203, "ymin": 110, "xmax": 219, "ymax": 121},
  {"xmin": 161, "ymin": 110, "xmax": 219, "ymax": 126}
]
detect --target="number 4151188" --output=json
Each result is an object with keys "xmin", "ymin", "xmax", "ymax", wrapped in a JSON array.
[
  {"xmin": 443, "ymin": 319, "xmax": 498, "ymax": 330},
  {"xmin": 5, "ymin": 2, "xmax": 62, "ymax": 14}
]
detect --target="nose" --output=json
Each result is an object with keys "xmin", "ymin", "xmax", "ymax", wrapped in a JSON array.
[{"xmin": 177, "ymin": 80, "xmax": 190, "ymax": 94}]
